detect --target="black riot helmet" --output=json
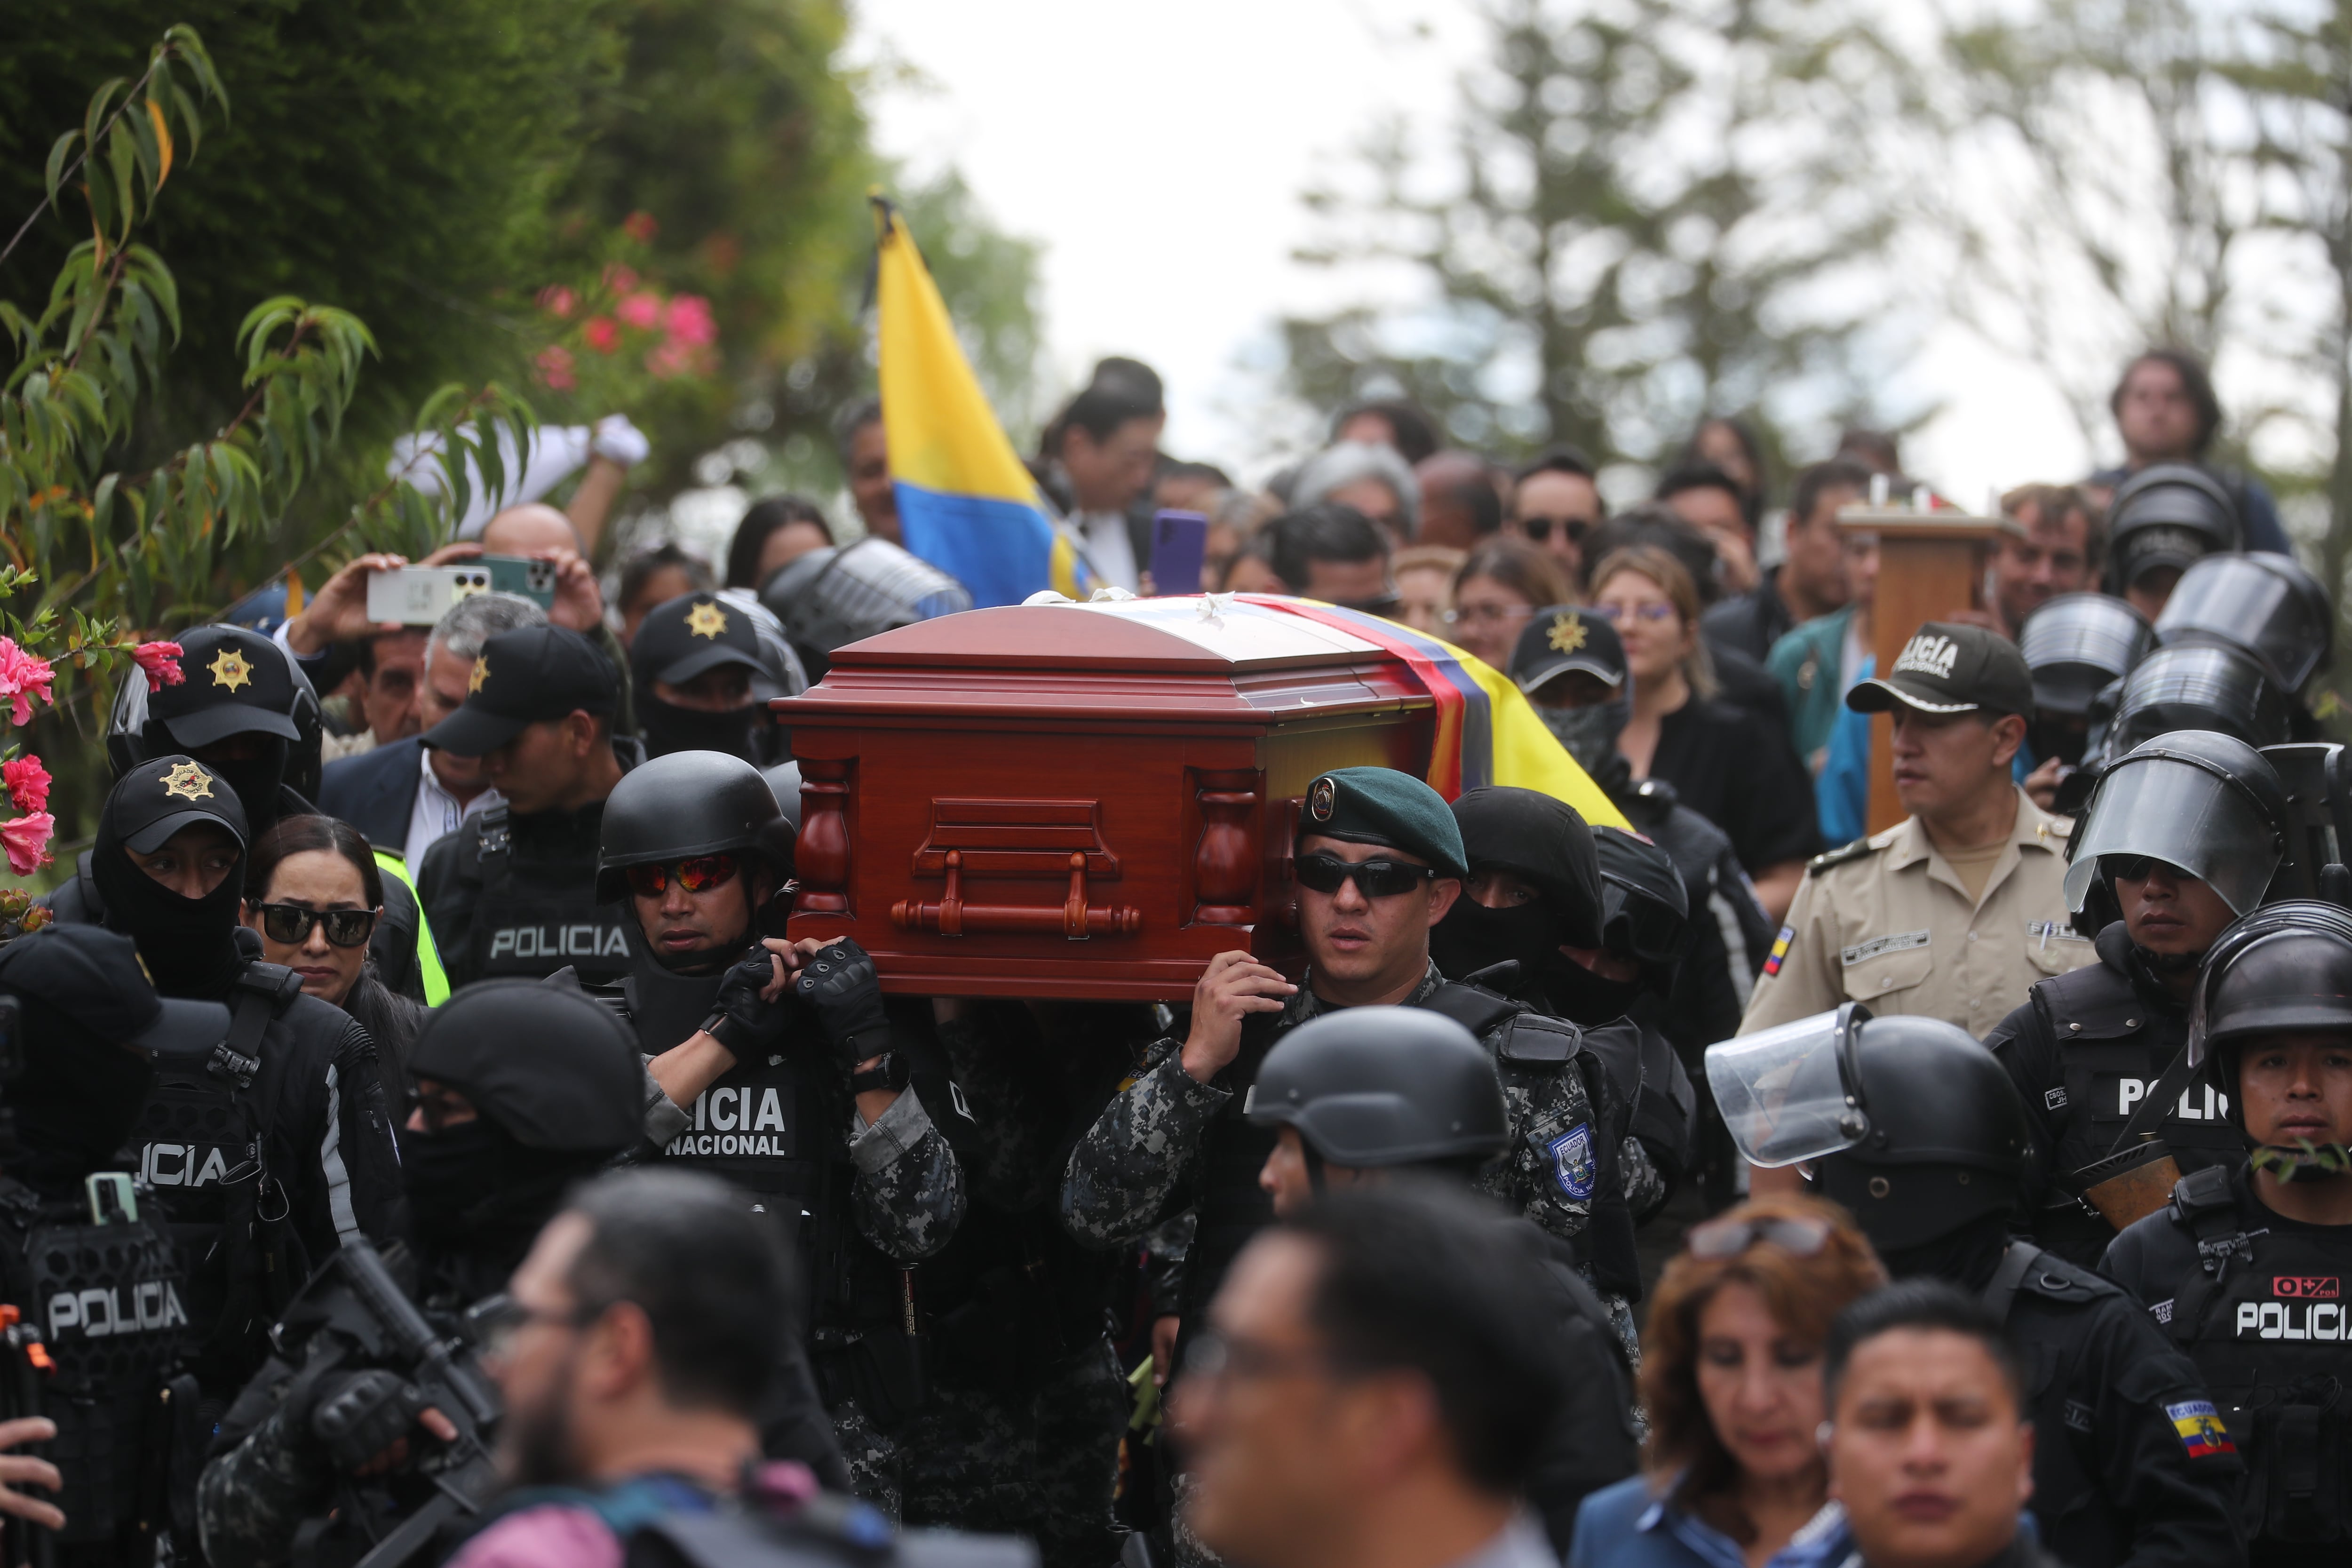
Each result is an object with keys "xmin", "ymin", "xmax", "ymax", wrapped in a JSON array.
[
  {"xmin": 595, "ymin": 750, "xmax": 792, "ymax": 903},
  {"xmin": 759, "ymin": 537, "xmax": 973, "ymax": 680},
  {"xmin": 2155, "ymin": 551, "xmax": 2333, "ymax": 694},
  {"xmin": 2105, "ymin": 462, "xmax": 2240, "ymax": 599},
  {"xmin": 1708, "ymin": 1005, "xmax": 2034, "ymax": 1250},
  {"xmin": 2105, "ymin": 642, "xmax": 2294, "ymax": 757},
  {"xmin": 1592, "ymin": 826, "xmax": 1691, "ymax": 992},
  {"xmin": 2017, "ymin": 593, "xmax": 2154, "ymax": 719},
  {"xmin": 2062, "ymin": 731, "xmax": 2289, "ymax": 939},
  {"xmin": 2185, "ymin": 902, "xmax": 2352, "ymax": 1152},
  {"xmin": 109, "ymin": 624, "xmax": 326, "ymax": 814},
  {"xmin": 1244, "ymin": 1007, "xmax": 1508, "ymax": 1170}
]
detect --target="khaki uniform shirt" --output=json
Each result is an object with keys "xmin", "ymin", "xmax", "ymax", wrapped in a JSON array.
[{"xmin": 1739, "ymin": 788, "xmax": 2096, "ymax": 1039}]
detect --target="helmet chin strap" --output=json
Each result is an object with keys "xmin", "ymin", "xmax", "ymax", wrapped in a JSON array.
[{"xmin": 2132, "ymin": 942, "xmax": 2205, "ymax": 976}]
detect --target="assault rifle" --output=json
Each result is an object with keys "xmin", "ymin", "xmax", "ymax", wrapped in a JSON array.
[{"xmin": 269, "ymin": 1238, "xmax": 504, "ymax": 1568}]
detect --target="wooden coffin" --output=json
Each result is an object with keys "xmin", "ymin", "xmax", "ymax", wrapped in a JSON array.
[{"xmin": 782, "ymin": 597, "xmax": 1438, "ymax": 999}]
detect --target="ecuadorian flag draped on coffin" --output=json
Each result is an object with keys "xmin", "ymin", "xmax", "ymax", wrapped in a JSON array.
[{"xmin": 872, "ymin": 195, "xmax": 1087, "ymax": 606}]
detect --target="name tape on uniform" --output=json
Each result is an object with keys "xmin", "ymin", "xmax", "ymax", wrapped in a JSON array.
[{"xmin": 1841, "ymin": 930, "xmax": 1930, "ymax": 968}]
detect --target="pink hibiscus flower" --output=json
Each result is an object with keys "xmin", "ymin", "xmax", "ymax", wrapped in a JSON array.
[
  {"xmin": 664, "ymin": 294, "xmax": 716, "ymax": 349},
  {"xmin": 132, "ymin": 640, "xmax": 185, "ymax": 692},
  {"xmin": 3, "ymin": 756, "xmax": 50, "ymax": 815},
  {"xmin": 0, "ymin": 639, "xmax": 55, "ymax": 727},
  {"xmin": 1, "ymin": 812, "xmax": 54, "ymax": 876}
]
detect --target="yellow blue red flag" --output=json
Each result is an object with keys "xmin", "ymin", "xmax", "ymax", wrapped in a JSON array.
[{"xmin": 872, "ymin": 195, "xmax": 1083, "ymax": 606}]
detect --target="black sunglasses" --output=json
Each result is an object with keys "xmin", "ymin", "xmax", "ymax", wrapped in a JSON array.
[
  {"xmin": 254, "ymin": 903, "xmax": 375, "ymax": 948},
  {"xmin": 1517, "ymin": 514, "xmax": 1594, "ymax": 546},
  {"xmin": 1294, "ymin": 852, "xmax": 1436, "ymax": 899}
]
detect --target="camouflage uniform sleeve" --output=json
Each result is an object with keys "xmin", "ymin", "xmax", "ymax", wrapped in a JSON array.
[
  {"xmin": 1143, "ymin": 1210, "xmax": 1196, "ymax": 1320},
  {"xmin": 847, "ymin": 1085, "xmax": 965, "ymax": 1263},
  {"xmin": 1059, "ymin": 1039, "xmax": 1228, "ymax": 1249},
  {"xmin": 1484, "ymin": 1055, "xmax": 1600, "ymax": 1249},
  {"xmin": 639, "ymin": 1058, "xmax": 690, "ymax": 1146},
  {"xmin": 198, "ymin": 1362, "xmax": 334, "ymax": 1568},
  {"xmin": 1619, "ymin": 1136, "xmax": 1667, "ymax": 1223}
]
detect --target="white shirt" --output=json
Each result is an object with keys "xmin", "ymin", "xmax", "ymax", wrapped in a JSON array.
[
  {"xmin": 406, "ymin": 745, "xmax": 501, "ymax": 879},
  {"xmin": 1076, "ymin": 510, "xmax": 1141, "ymax": 594}
]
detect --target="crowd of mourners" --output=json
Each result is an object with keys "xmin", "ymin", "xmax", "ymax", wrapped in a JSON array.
[{"xmin": 0, "ymin": 338, "xmax": 2348, "ymax": 1568}]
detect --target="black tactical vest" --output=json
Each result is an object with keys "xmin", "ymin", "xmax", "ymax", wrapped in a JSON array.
[
  {"xmin": 2160, "ymin": 1167, "xmax": 2352, "ymax": 1549},
  {"xmin": 2038, "ymin": 941, "xmax": 2243, "ymax": 1177},
  {"xmin": 126, "ymin": 961, "xmax": 316, "ymax": 1394},
  {"xmin": 463, "ymin": 805, "xmax": 632, "ymax": 987},
  {"xmin": 0, "ymin": 1178, "xmax": 191, "ymax": 1552}
]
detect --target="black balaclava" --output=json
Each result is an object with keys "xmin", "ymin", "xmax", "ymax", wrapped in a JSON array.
[
  {"xmin": 399, "ymin": 1119, "xmax": 607, "ymax": 1272},
  {"xmin": 1546, "ymin": 957, "xmax": 1645, "ymax": 1026},
  {"xmin": 8, "ymin": 995, "xmax": 156, "ymax": 1196},
  {"xmin": 636, "ymin": 697, "xmax": 761, "ymax": 764},
  {"xmin": 1875, "ymin": 1208, "xmax": 2014, "ymax": 1294},
  {"xmin": 145, "ymin": 722, "xmax": 288, "ymax": 833},
  {"xmin": 1433, "ymin": 787, "xmax": 1605, "ymax": 1000},
  {"xmin": 1534, "ymin": 688, "xmax": 1633, "ymax": 780},
  {"xmin": 91, "ymin": 764, "xmax": 249, "ymax": 999}
]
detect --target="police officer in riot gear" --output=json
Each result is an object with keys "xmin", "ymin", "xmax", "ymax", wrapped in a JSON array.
[
  {"xmin": 759, "ymin": 537, "xmax": 973, "ymax": 682},
  {"xmin": 0, "ymin": 925, "xmax": 229, "ymax": 1565},
  {"xmin": 2104, "ymin": 643, "xmax": 2296, "ymax": 760},
  {"xmin": 197, "ymin": 976, "xmax": 847, "ymax": 1568},
  {"xmin": 2106, "ymin": 462, "xmax": 2241, "ymax": 621},
  {"xmin": 2105, "ymin": 902, "xmax": 2352, "ymax": 1566},
  {"xmin": 1710, "ymin": 1007, "xmax": 2245, "ymax": 1568},
  {"xmin": 2017, "ymin": 592, "xmax": 2154, "ymax": 772},
  {"xmin": 1244, "ymin": 1007, "xmax": 1637, "ymax": 1556},
  {"xmin": 78, "ymin": 757, "xmax": 404, "ymax": 1405},
  {"xmin": 592, "ymin": 752, "xmax": 967, "ymax": 1503},
  {"xmin": 1990, "ymin": 732, "xmax": 2292, "ymax": 1267},
  {"xmin": 417, "ymin": 624, "xmax": 641, "ymax": 988},
  {"xmin": 2154, "ymin": 551, "xmax": 2334, "ymax": 696}
]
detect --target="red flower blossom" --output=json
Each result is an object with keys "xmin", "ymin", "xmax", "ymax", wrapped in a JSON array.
[
  {"xmin": 601, "ymin": 263, "xmax": 640, "ymax": 294},
  {"xmin": 1, "ymin": 812, "xmax": 54, "ymax": 877},
  {"xmin": 617, "ymin": 291, "xmax": 664, "ymax": 331},
  {"xmin": 623, "ymin": 211, "xmax": 660, "ymax": 243},
  {"xmin": 535, "ymin": 344, "xmax": 578, "ymax": 391},
  {"xmin": 3, "ymin": 756, "xmax": 50, "ymax": 815},
  {"xmin": 537, "ymin": 284, "xmax": 578, "ymax": 319},
  {"xmin": 664, "ymin": 294, "xmax": 716, "ymax": 349},
  {"xmin": 0, "ymin": 639, "xmax": 55, "ymax": 727},
  {"xmin": 132, "ymin": 640, "xmax": 185, "ymax": 692},
  {"xmin": 584, "ymin": 317, "xmax": 621, "ymax": 355}
]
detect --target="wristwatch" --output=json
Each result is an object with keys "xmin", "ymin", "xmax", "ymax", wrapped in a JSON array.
[{"xmin": 849, "ymin": 1052, "xmax": 911, "ymax": 1095}]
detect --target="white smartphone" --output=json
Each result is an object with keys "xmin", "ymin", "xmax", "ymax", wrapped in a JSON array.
[{"xmin": 366, "ymin": 565, "xmax": 495, "ymax": 626}]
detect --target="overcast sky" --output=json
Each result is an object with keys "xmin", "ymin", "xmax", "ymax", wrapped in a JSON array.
[{"xmin": 846, "ymin": 0, "xmax": 2098, "ymax": 510}]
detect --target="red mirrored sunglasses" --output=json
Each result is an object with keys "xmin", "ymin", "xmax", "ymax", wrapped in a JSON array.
[{"xmin": 623, "ymin": 854, "xmax": 740, "ymax": 898}]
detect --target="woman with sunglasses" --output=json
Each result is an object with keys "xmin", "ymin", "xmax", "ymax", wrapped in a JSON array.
[
  {"xmin": 1571, "ymin": 1197, "xmax": 1886, "ymax": 1568},
  {"xmin": 243, "ymin": 814, "xmax": 423, "ymax": 1096},
  {"xmin": 1588, "ymin": 546, "xmax": 1818, "ymax": 923}
]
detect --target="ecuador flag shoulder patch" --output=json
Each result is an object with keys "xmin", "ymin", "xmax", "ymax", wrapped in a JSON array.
[{"xmin": 2164, "ymin": 1399, "xmax": 2235, "ymax": 1459}]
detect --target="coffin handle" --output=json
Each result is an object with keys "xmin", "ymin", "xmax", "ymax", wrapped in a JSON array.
[{"xmin": 891, "ymin": 850, "xmax": 1143, "ymax": 939}]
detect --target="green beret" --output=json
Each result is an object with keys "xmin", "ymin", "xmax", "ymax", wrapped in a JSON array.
[{"xmin": 1298, "ymin": 767, "xmax": 1468, "ymax": 880}]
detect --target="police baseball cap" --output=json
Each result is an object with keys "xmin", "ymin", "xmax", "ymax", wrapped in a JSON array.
[
  {"xmin": 421, "ymin": 624, "xmax": 620, "ymax": 757},
  {"xmin": 631, "ymin": 592, "xmax": 767, "ymax": 689},
  {"xmin": 109, "ymin": 755, "xmax": 251, "ymax": 855},
  {"xmin": 0, "ymin": 924, "xmax": 232, "ymax": 1058},
  {"xmin": 1299, "ymin": 767, "xmax": 1469, "ymax": 880},
  {"xmin": 146, "ymin": 625, "xmax": 302, "ymax": 748},
  {"xmin": 1846, "ymin": 621, "xmax": 2035, "ymax": 721},
  {"xmin": 1510, "ymin": 606, "xmax": 1625, "ymax": 696}
]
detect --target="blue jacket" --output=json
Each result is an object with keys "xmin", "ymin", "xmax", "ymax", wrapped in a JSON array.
[
  {"xmin": 1569, "ymin": 1478, "xmax": 1851, "ymax": 1568},
  {"xmin": 318, "ymin": 735, "xmax": 424, "ymax": 854}
]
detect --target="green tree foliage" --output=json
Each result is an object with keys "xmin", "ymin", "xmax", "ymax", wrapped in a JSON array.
[{"xmin": 1283, "ymin": 0, "xmax": 1919, "ymax": 470}]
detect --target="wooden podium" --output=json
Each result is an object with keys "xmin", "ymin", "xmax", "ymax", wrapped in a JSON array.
[{"xmin": 1836, "ymin": 501, "xmax": 2012, "ymax": 833}]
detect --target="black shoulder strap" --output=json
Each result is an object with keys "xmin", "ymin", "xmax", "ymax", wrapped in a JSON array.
[
  {"xmin": 1983, "ymin": 1241, "xmax": 2042, "ymax": 1325},
  {"xmin": 476, "ymin": 803, "xmax": 512, "ymax": 860},
  {"xmin": 2162, "ymin": 1166, "xmax": 2251, "ymax": 1345},
  {"xmin": 2106, "ymin": 1042, "xmax": 2201, "ymax": 1158},
  {"xmin": 1497, "ymin": 1012, "xmax": 1582, "ymax": 1065},
  {"xmin": 215, "ymin": 962, "xmax": 302, "ymax": 1087},
  {"xmin": 1414, "ymin": 981, "xmax": 1522, "ymax": 1042}
]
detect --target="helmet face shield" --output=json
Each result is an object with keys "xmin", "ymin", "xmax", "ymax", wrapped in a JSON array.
[
  {"xmin": 2018, "ymin": 593, "xmax": 2154, "ymax": 716},
  {"xmin": 1705, "ymin": 1005, "xmax": 1870, "ymax": 1169},
  {"xmin": 2064, "ymin": 750, "xmax": 2282, "ymax": 918},
  {"xmin": 2155, "ymin": 554, "xmax": 2332, "ymax": 692},
  {"xmin": 2110, "ymin": 644, "xmax": 2292, "ymax": 754}
]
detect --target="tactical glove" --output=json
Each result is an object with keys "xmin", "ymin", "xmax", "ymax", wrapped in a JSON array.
[
  {"xmin": 703, "ymin": 947, "xmax": 791, "ymax": 1057},
  {"xmin": 310, "ymin": 1369, "xmax": 431, "ymax": 1474},
  {"xmin": 795, "ymin": 939, "xmax": 893, "ymax": 1067}
]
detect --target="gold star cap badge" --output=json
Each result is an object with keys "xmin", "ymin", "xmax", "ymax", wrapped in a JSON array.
[
  {"xmin": 1547, "ymin": 613, "xmax": 1588, "ymax": 654},
  {"xmin": 468, "ymin": 655, "xmax": 490, "ymax": 695},
  {"xmin": 160, "ymin": 761, "xmax": 216, "ymax": 801},
  {"xmin": 685, "ymin": 600, "xmax": 729, "ymax": 640},
  {"xmin": 207, "ymin": 648, "xmax": 253, "ymax": 692}
]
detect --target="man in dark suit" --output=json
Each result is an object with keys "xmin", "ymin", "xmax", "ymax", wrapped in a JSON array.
[{"xmin": 318, "ymin": 592, "xmax": 547, "ymax": 873}]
